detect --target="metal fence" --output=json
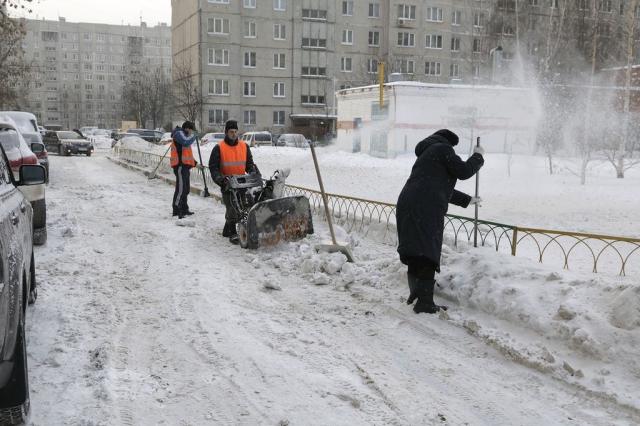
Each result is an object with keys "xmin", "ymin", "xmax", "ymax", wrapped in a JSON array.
[{"xmin": 113, "ymin": 146, "xmax": 640, "ymax": 276}]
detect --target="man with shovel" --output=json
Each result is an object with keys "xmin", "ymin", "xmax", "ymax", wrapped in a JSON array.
[
  {"xmin": 170, "ymin": 121, "xmax": 197, "ymax": 219},
  {"xmin": 396, "ymin": 129, "xmax": 484, "ymax": 314}
]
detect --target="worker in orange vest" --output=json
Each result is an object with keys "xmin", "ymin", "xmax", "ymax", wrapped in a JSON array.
[
  {"xmin": 170, "ymin": 121, "xmax": 197, "ymax": 219},
  {"xmin": 208, "ymin": 118, "xmax": 259, "ymax": 244}
]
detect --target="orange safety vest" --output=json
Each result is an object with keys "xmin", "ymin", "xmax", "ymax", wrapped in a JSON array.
[
  {"xmin": 170, "ymin": 138, "xmax": 196, "ymax": 167},
  {"xmin": 219, "ymin": 140, "xmax": 248, "ymax": 176}
]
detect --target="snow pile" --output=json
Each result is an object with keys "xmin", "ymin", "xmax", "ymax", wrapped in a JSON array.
[
  {"xmin": 86, "ymin": 135, "xmax": 114, "ymax": 149},
  {"xmin": 114, "ymin": 136, "xmax": 158, "ymax": 152}
]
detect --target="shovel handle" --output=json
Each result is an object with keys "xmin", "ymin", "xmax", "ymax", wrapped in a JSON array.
[
  {"xmin": 474, "ymin": 137, "xmax": 480, "ymax": 248},
  {"xmin": 309, "ymin": 143, "xmax": 338, "ymax": 245}
]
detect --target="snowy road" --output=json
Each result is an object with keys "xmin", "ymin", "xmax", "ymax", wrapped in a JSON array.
[{"xmin": 25, "ymin": 151, "xmax": 634, "ymax": 425}]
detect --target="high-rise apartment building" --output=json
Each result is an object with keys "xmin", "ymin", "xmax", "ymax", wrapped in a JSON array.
[
  {"xmin": 18, "ymin": 18, "xmax": 172, "ymax": 130},
  {"xmin": 171, "ymin": 0, "xmax": 510, "ymax": 138}
]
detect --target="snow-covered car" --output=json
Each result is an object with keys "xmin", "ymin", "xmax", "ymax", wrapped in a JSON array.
[
  {"xmin": 0, "ymin": 115, "xmax": 48, "ymax": 245},
  {"xmin": 160, "ymin": 132, "xmax": 172, "ymax": 144},
  {"xmin": 201, "ymin": 132, "xmax": 225, "ymax": 146},
  {"xmin": 0, "ymin": 143, "xmax": 45, "ymax": 423},
  {"xmin": 277, "ymin": 134, "xmax": 307, "ymax": 148},
  {"xmin": 0, "ymin": 111, "xmax": 49, "ymax": 180},
  {"xmin": 43, "ymin": 131, "xmax": 95, "ymax": 156}
]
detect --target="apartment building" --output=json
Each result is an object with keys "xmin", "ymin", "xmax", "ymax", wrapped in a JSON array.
[
  {"xmin": 18, "ymin": 18, "xmax": 172, "ymax": 130},
  {"xmin": 172, "ymin": 0, "xmax": 512, "ymax": 138}
]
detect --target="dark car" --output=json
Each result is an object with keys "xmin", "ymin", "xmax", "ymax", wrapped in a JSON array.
[
  {"xmin": 43, "ymin": 131, "xmax": 94, "ymax": 156},
  {"xmin": 0, "ymin": 143, "xmax": 46, "ymax": 423},
  {"xmin": 125, "ymin": 129, "xmax": 163, "ymax": 143}
]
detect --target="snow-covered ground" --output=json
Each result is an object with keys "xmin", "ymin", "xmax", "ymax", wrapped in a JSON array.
[{"xmin": 26, "ymin": 142, "xmax": 639, "ymax": 425}]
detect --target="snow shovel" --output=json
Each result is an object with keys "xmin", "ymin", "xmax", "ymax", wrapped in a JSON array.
[
  {"xmin": 194, "ymin": 135, "xmax": 210, "ymax": 197},
  {"xmin": 308, "ymin": 142, "xmax": 355, "ymax": 262},
  {"xmin": 148, "ymin": 144, "xmax": 171, "ymax": 180}
]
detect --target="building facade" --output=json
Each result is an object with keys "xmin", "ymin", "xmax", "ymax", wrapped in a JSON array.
[
  {"xmin": 18, "ymin": 18, "xmax": 172, "ymax": 130},
  {"xmin": 172, "ymin": 0, "xmax": 513, "ymax": 139}
]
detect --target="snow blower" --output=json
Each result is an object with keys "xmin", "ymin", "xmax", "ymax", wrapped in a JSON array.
[{"xmin": 226, "ymin": 169, "xmax": 314, "ymax": 249}]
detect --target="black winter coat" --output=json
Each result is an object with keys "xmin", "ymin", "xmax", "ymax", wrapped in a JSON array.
[{"xmin": 396, "ymin": 134, "xmax": 484, "ymax": 269}]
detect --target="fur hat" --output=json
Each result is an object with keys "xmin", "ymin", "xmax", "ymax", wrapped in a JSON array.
[
  {"xmin": 182, "ymin": 121, "xmax": 195, "ymax": 131},
  {"xmin": 434, "ymin": 129, "xmax": 459, "ymax": 146},
  {"xmin": 224, "ymin": 119, "xmax": 238, "ymax": 134}
]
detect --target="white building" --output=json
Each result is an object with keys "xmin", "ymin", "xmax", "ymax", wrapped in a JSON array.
[{"xmin": 335, "ymin": 80, "xmax": 540, "ymax": 158}]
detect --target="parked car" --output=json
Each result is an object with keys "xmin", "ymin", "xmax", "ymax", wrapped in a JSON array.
[
  {"xmin": 160, "ymin": 132, "xmax": 173, "ymax": 144},
  {"xmin": 241, "ymin": 131, "xmax": 272, "ymax": 147},
  {"xmin": 38, "ymin": 125, "xmax": 47, "ymax": 135},
  {"xmin": 0, "ymin": 111, "xmax": 49, "ymax": 181},
  {"xmin": 43, "ymin": 130, "xmax": 95, "ymax": 156},
  {"xmin": 0, "ymin": 143, "xmax": 45, "ymax": 424},
  {"xmin": 200, "ymin": 132, "xmax": 225, "ymax": 146},
  {"xmin": 0, "ymin": 115, "xmax": 48, "ymax": 245},
  {"xmin": 277, "ymin": 133, "xmax": 308, "ymax": 148},
  {"xmin": 125, "ymin": 129, "xmax": 163, "ymax": 143}
]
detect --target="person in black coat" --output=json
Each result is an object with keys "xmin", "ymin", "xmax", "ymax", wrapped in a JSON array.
[{"xmin": 396, "ymin": 129, "xmax": 484, "ymax": 314}]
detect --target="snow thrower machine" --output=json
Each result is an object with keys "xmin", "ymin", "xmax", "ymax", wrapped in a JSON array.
[{"xmin": 226, "ymin": 169, "xmax": 314, "ymax": 249}]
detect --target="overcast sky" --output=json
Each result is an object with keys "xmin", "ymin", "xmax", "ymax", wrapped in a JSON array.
[{"xmin": 12, "ymin": 0, "xmax": 172, "ymax": 26}]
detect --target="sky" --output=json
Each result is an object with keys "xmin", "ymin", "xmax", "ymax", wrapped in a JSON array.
[
  {"xmin": 23, "ymin": 136, "xmax": 640, "ymax": 425},
  {"xmin": 10, "ymin": 0, "xmax": 172, "ymax": 26}
]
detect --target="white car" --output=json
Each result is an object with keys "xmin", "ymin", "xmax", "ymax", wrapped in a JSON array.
[
  {"xmin": 201, "ymin": 132, "xmax": 225, "ymax": 145},
  {"xmin": 277, "ymin": 133, "xmax": 308, "ymax": 148}
]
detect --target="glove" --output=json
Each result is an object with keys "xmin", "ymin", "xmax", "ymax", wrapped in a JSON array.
[
  {"xmin": 473, "ymin": 146, "xmax": 485, "ymax": 156},
  {"xmin": 469, "ymin": 196, "xmax": 483, "ymax": 206},
  {"xmin": 215, "ymin": 177, "xmax": 227, "ymax": 187}
]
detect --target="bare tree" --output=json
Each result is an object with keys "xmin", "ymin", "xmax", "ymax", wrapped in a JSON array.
[
  {"xmin": 121, "ymin": 68, "xmax": 172, "ymax": 129},
  {"xmin": 0, "ymin": 10, "xmax": 29, "ymax": 109},
  {"xmin": 173, "ymin": 56, "xmax": 205, "ymax": 125}
]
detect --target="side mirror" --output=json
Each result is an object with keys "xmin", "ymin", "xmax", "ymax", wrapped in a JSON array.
[
  {"xmin": 31, "ymin": 142, "xmax": 45, "ymax": 154},
  {"xmin": 18, "ymin": 164, "xmax": 46, "ymax": 185}
]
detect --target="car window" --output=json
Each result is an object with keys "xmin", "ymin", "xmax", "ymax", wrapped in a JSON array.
[
  {"xmin": 256, "ymin": 134, "xmax": 271, "ymax": 142},
  {"xmin": 58, "ymin": 131, "xmax": 83, "ymax": 140},
  {"xmin": 0, "ymin": 128, "xmax": 21, "ymax": 149},
  {"xmin": 9, "ymin": 115, "xmax": 38, "ymax": 133}
]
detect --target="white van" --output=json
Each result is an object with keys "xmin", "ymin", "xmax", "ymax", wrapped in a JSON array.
[{"xmin": 241, "ymin": 131, "xmax": 272, "ymax": 147}]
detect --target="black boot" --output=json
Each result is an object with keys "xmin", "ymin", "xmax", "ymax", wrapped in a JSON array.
[
  {"xmin": 229, "ymin": 233, "xmax": 240, "ymax": 245},
  {"xmin": 406, "ymin": 274, "xmax": 418, "ymax": 305},
  {"xmin": 413, "ymin": 278, "xmax": 448, "ymax": 314},
  {"xmin": 222, "ymin": 221, "xmax": 235, "ymax": 237},
  {"xmin": 172, "ymin": 207, "xmax": 180, "ymax": 217}
]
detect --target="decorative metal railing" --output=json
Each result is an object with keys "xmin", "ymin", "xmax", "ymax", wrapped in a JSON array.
[{"xmin": 112, "ymin": 146, "xmax": 640, "ymax": 276}]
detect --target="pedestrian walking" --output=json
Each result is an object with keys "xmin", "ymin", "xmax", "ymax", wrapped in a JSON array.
[
  {"xmin": 170, "ymin": 121, "xmax": 197, "ymax": 219},
  {"xmin": 396, "ymin": 129, "xmax": 484, "ymax": 314}
]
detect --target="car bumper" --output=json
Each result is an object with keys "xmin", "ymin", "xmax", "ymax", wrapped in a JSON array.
[{"xmin": 66, "ymin": 146, "xmax": 94, "ymax": 154}]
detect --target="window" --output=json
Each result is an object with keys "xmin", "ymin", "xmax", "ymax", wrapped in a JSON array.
[
  {"xmin": 600, "ymin": 0, "xmax": 612, "ymax": 12},
  {"xmin": 273, "ymin": 82, "xmax": 285, "ymax": 97},
  {"xmin": 274, "ymin": 0, "xmax": 286, "ymax": 11},
  {"xmin": 551, "ymin": 0, "xmax": 558, "ymax": 8},
  {"xmin": 301, "ymin": 95, "xmax": 325, "ymax": 104},
  {"xmin": 208, "ymin": 18, "xmax": 230, "ymax": 34},
  {"xmin": 343, "ymin": 1, "xmax": 354, "ymax": 16},
  {"xmin": 208, "ymin": 0, "xmax": 229, "ymax": 3},
  {"xmin": 398, "ymin": 5, "xmax": 416, "ymax": 19},
  {"xmin": 342, "ymin": 29, "xmax": 353, "ymax": 44},
  {"xmin": 274, "ymin": 24, "xmax": 286, "ymax": 39},
  {"xmin": 450, "ymin": 63, "xmax": 459, "ymax": 77},
  {"xmin": 451, "ymin": 37, "xmax": 460, "ymax": 52},
  {"xmin": 598, "ymin": 22, "xmax": 611, "ymax": 36},
  {"xmin": 619, "ymin": 2, "xmax": 624, "ymax": 14},
  {"xmin": 208, "ymin": 110, "xmax": 229, "ymax": 126},
  {"xmin": 244, "ymin": 110, "xmax": 256, "ymax": 125},
  {"xmin": 369, "ymin": 31, "xmax": 380, "ymax": 46},
  {"xmin": 209, "ymin": 48, "xmax": 229, "ymax": 65},
  {"xmin": 244, "ymin": 0, "xmax": 256, "ymax": 7},
  {"xmin": 578, "ymin": 0, "xmax": 589, "ymax": 10},
  {"xmin": 452, "ymin": 10, "xmax": 461, "ymax": 25},
  {"xmin": 273, "ymin": 110, "xmax": 285, "ymax": 126},
  {"xmin": 398, "ymin": 59, "xmax": 414, "ymax": 74},
  {"xmin": 473, "ymin": 38, "xmax": 482, "ymax": 52},
  {"xmin": 341, "ymin": 57, "xmax": 352, "ymax": 71},
  {"xmin": 84, "ymin": 53, "xmax": 92, "ymax": 60},
  {"xmin": 426, "ymin": 35, "xmax": 442, "ymax": 49},
  {"xmin": 33, "ymin": 31, "xmax": 39, "ymax": 38},
  {"xmin": 397, "ymin": 32, "xmax": 415, "ymax": 47},
  {"xmin": 369, "ymin": 3, "xmax": 380, "ymax": 18},
  {"xmin": 472, "ymin": 65, "xmax": 480, "ymax": 78},
  {"xmin": 244, "ymin": 52, "xmax": 257, "ymax": 67},
  {"xmin": 301, "ymin": 66, "xmax": 326, "ymax": 76},
  {"xmin": 530, "ymin": 0, "xmax": 539, "ymax": 5},
  {"xmin": 244, "ymin": 22, "xmax": 257, "ymax": 38},
  {"xmin": 244, "ymin": 81, "xmax": 256, "ymax": 97},
  {"xmin": 302, "ymin": 9, "xmax": 327, "ymax": 19},
  {"xmin": 474, "ymin": 13, "xmax": 484, "ymax": 27},
  {"xmin": 274, "ymin": 53, "xmax": 286, "ymax": 68},
  {"xmin": 426, "ymin": 7, "xmax": 443, "ymax": 22},
  {"xmin": 83, "ymin": 33, "xmax": 92, "ymax": 40},
  {"xmin": 85, "ymin": 84, "xmax": 93, "ymax": 90},
  {"xmin": 209, "ymin": 79, "xmax": 229, "ymax": 95},
  {"xmin": 367, "ymin": 59, "xmax": 379, "ymax": 73},
  {"xmin": 302, "ymin": 38, "xmax": 327, "ymax": 48},
  {"xmin": 425, "ymin": 61, "xmax": 441, "ymax": 76}
]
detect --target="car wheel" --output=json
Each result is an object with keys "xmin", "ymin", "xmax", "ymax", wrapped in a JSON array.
[
  {"xmin": 86, "ymin": 152, "xmax": 92, "ymax": 157},
  {"xmin": 28, "ymin": 252, "xmax": 37, "ymax": 305},
  {"xmin": 0, "ymin": 292, "xmax": 30, "ymax": 424}
]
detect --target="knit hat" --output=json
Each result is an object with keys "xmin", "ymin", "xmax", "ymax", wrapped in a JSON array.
[
  {"xmin": 225, "ymin": 119, "xmax": 238, "ymax": 134},
  {"xmin": 182, "ymin": 121, "xmax": 195, "ymax": 131},
  {"xmin": 434, "ymin": 129, "xmax": 459, "ymax": 146}
]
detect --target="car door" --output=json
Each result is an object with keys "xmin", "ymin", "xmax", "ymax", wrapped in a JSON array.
[{"xmin": 43, "ymin": 132, "xmax": 59, "ymax": 151}]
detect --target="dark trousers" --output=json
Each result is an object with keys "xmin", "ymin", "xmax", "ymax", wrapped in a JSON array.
[
  {"xmin": 402, "ymin": 255, "xmax": 437, "ymax": 280},
  {"xmin": 222, "ymin": 190, "xmax": 243, "ymax": 223},
  {"xmin": 172, "ymin": 165, "xmax": 191, "ymax": 213}
]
